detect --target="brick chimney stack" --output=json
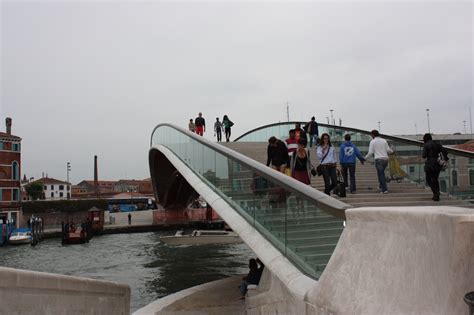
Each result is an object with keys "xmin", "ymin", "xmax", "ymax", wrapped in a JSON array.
[
  {"xmin": 94, "ymin": 155, "xmax": 99, "ymax": 198},
  {"xmin": 94, "ymin": 155, "xmax": 98, "ymax": 183},
  {"xmin": 6, "ymin": 117, "xmax": 12, "ymax": 135}
]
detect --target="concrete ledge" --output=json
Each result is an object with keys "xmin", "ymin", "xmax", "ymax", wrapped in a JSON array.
[
  {"xmin": 133, "ymin": 276, "xmax": 245, "ymax": 315},
  {"xmin": 0, "ymin": 267, "xmax": 130, "ymax": 315}
]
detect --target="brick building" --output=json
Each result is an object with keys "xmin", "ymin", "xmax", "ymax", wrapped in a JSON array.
[{"xmin": 0, "ymin": 118, "xmax": 22, "ymax": 227}]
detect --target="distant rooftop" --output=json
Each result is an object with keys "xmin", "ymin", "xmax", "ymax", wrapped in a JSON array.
[
  {"xmin": 32, "ymin": 177, "xmax": 71, "ymax": 185},
  {"xmin": 0, "ymin": 131, "xmax": 21, "ymax": 141}
]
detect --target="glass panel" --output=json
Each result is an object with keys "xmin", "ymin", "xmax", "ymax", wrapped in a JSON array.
[{"xmin": 150, "ymin": 124, "xmax": 345, "ymax": 279}]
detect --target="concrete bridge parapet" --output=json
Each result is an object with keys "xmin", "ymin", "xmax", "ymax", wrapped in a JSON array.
[
  {"xmin": 0, "ymin": 266, "xmax": 130, "ymax": 314},
  {"xmin": 246, "ymin": 206, "xmax": 474, "ymax": 314}
]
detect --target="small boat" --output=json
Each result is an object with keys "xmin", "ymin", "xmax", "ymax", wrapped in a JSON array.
[
  {"xmin": 62, "ymin": 227, "xmax": 88, "ymax": 245},
  {"xmin": 9, "ymin": 228, "xmax": 32, "ymax": 245},
  {"xmin": 160, "ymin": 230, "xmax": 241, "ymax": 245}
]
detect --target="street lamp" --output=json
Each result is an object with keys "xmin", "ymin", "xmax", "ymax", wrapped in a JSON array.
[
  {"xmin": 326, "ymin": 116, "xmax": 329, "ymax": 124},
  {"xmin": 330, "ymin": 109, "xmax": 334, "ymax": 125},
  {"xmin": 378, "ymin": 121, "xmax": 381, "ymax": 132},
  {"xmin": 463, "ymin": 120, "xmax": 467, "ymax": 134},
  {"xmin": 426, "ymin": 108, "xmax": 431, "ymax": 134}
]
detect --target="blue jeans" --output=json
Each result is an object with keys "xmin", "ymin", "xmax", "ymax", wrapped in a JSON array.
[
  {"xmin": 341, "ymin": 163, "xmax": 356, "ymax": 192},
  {"xmin": 309, "ymin": 134, "xmax": 319, "ymax": 147},
  {"xmin": 375, "ymin": 159, "xmax": 388, "ymax": 192}
]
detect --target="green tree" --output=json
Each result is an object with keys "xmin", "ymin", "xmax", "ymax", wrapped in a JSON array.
[{"xmin": 25, "ymin": 182, "xmax": 44, "ymax": 200}]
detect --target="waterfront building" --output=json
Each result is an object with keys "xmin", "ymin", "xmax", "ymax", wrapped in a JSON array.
[
  {"xmin": 0, "ymin": 117, "xmax": 22, "ymax": 227},
  {"xmin": 30, "ymin": 177, "xmax": 72, "ymax": 200},
  {"xmin": 71, "ymin": 185, "xmax": 89, "ymax": 198},
  {"xmin": 76, "ymin": 180, "xmax": 115, "ymax": 195},
  {"xmin": 113, "ymin": 179, "xmax": 141, "ymax": 193}
]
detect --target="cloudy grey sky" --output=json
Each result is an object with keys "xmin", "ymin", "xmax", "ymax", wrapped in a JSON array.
[{"xmin": 1, "ymin": 1, "xmax": 472, "ymax": 184}]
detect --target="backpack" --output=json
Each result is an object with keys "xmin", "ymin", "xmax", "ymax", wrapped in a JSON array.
[{"xmin": 436, "ymin": 144, "xmax": 449, "ymax": 171}]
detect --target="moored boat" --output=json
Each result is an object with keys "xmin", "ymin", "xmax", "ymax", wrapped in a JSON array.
[
  {"xmin": 160, "ymin": 230, "xmax": 241, "ymax": 245},
  {"xmin": 9, "ymin": 228, "xmax": 32, "ymax": 245}
]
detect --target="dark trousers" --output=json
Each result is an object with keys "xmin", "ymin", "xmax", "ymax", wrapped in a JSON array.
[
  {"xmin": 375, "ymin": 159, "xmax": 388, "ymax": 192},
  {"xmin": 341, "ymin": 163, "xmax": 356, "ymax": 192},
  {"xmin": 216, "ymin": 129, "xmax": 222, "ymax": 142},
  {"xmin": 225, "ymin": 127, "xmax": 231, "ymax": 142},
  {"xmin": 425, "ymin": 168, "xmax": 441, "ymax": 196},
  {"xmin": 321, "ymin": 165, "xmax": 337, "ymax": 195}
]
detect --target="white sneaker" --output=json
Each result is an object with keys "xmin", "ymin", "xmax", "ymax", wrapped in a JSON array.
[{"xmin": 383, "ymin": 191, "xmax": 389, "ymax": 194}]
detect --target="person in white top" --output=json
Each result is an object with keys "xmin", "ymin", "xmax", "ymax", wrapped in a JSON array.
[
  {"xmin": 317, "ymin": 133, "xmax": 337, "ymax": 195},
  {"xmin": 365, "ymin": 130, "xmax": 393, "ymax": 193}
]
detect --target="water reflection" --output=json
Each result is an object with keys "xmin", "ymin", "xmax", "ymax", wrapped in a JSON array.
[{"xmin": 0, "ymin": 231, "xmax": 253, "ymax": 311}]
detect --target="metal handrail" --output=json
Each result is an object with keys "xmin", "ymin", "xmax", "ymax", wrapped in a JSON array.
[
  {"xmin": 234, "ymin": 121, "xmax": 474, "ymax": 159},
  {"xmin": 150, "ymin": 123, "xmax": 350, "ymax": 219}
]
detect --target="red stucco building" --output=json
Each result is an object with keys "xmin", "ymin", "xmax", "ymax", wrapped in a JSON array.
[{"xmin": 0, "ymin": 118, "xmax": 22, "ymax": 227}]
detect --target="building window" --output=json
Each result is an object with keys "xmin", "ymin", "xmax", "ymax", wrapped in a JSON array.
[
  {"xmin": 51, "ymin": 185, "xmax": 54, "ymax": 190},
  {"xmin": 451, "ymin": 158, "xmax": 456, "ymax": 166},
  {"xmin": 12, "ymin": 162, "xmax": 19, "ymax": 180},
  {"xmin": 452, "ymin": 170, "xmax": 458, "ymax": 187},
  {"xmin": 67, "ymin": 186, "xmax": 70, "ymax": 191},
  {"xmin": 44, "ymin": 186, "xmax": 47, "ymax": 190},
  {"xmin": 0, "ymin": 142, "xmax": 3, "ymax": 150},
  {"xmin": 469, "ymin": 158, "xmax": 474, "ymax": 164},
  {"xmin": 470, "ymin": 169, "xmax": 474, "ymax": 186},
  {"xmin": 12, "ymin": 189, "xmax": 19, "ymax": 201},
  {"xmin": 409, "ymin": 166, "xmax": 415, "ymax": 173},
  {"xmin": 12, "ymin": 143, "xmax": 20, "ymax": 151},
  {"xmin": 51, "ymin": 192, "xmax": 54, "ymax": 198},
  {"xmin": 59, "ymin": 192, "xmax": 63, "ymax": 197},
  {"xmin": 0, "ymin": 188, "xmax": 2, "ymax": 201},
  {"xmin": 59, "ymin": 185, "xmax": 64, "ymax": 190}
]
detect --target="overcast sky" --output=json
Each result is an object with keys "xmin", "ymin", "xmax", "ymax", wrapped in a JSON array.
[{"xmin": 1, "ymin": 1, "xmax": 472, "ymax": 184}]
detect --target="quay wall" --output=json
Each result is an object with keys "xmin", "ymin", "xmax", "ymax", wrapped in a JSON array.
[{"xmin": 0, "ymin": 266, "xmax": 130, "ymax": 315}]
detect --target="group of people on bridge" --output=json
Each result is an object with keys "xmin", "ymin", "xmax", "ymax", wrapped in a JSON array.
[
  {"xmin": 266, "ymin": 119, "xmax": 448, "ymax": 201},
  {"xmin": 188, "ymin": 112, "xmax": 234, "ymax": 142}
]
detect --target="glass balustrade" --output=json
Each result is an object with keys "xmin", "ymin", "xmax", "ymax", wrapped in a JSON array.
[
  {"xmin": 236, "ymin": 122, "xmax": 474, "ymax": 204},
  {"xmin": 151, "ymin": 125, "xmax": 346, "ymax": 279}
]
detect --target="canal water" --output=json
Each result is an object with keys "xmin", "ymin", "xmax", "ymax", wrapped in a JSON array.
[{"xmin": 0, "ymin": 231, "xmax": 254, "ymax": 312}]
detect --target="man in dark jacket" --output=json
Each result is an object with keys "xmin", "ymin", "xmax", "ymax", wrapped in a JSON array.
[
  {"xmin": 304, "ymin": 117, "xmax": 319, "ymax": 147},
  {"xmin": 195, "ymin": 112, "xmax": 206, "ymax": 136},
  {"xmin": 422, "ymin": 133, "xmax": 448, "ymax": 201},
  {"xmin": 266, "ymin": 136, "xmax": 288, "ymax": 173}
]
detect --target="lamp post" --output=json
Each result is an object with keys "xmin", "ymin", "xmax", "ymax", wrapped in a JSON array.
[
  {"xmin": 426, "ymin": 108, "xmax": 431, "ymax": 134},
  {"xmin": 330, "ymin": 109, "xmax": 334, "ymax": 125},
  {"xmin": 326, "ymin": 116, "xmax": 329, "ymax": 124},
  {"xmin": 463, "ymin": 120, "xmax": 467, "ymax": 134},
  {"xmin": 378, "ymin": 121, "xmax": 381, "ymax": 132}
]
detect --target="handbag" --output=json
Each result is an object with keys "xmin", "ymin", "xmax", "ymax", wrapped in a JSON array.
[
  {"xmin": 316, "ymin": 148, "xmax": 330, "ymax": 176},
  {"xmin": 336, "ymin": 169, "xmax": 346, "ymax": 198}
]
